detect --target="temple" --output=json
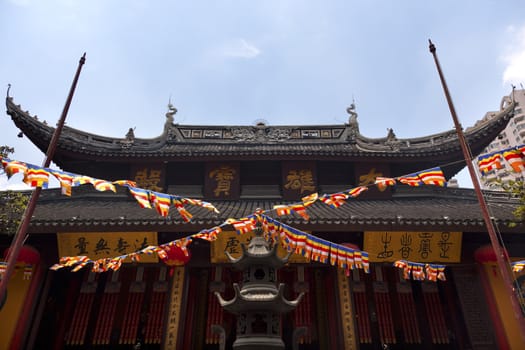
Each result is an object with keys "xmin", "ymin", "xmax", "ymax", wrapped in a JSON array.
[{"xmin": 1, "ymin": 93, "xmax": 525, "ymax": 350}]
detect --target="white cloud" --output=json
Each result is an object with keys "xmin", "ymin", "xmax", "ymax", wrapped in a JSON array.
[
  {"xmin": 219, "ymin": 39, "xmax": 261, "ymax": 59},
  {"xmin": 502, "ymin": 24, "xmax": 525, "ymax": 87}
]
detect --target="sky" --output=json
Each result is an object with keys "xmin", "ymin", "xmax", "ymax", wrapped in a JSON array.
[{"xmin": 1, "ymin": 0, "xmax": 525, "ymax": 190}]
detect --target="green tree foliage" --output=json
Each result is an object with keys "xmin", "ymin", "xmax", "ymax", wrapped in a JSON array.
[
  {"xmin": 0, "ymin": 146, "xmax": 29, "ymax": 235},
  {"xmin": 499, "ymin": 179, "xmax": 525, "ymax": 227},
  {"xmin": 0, "ymin": 145, "xmax": 14, "ymax": 157}
]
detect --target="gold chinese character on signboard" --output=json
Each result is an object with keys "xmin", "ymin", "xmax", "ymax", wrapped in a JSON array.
[
  {"xmin": 284, "ymin": 169, "xmax": 315, "ymax": 193},
  {"xmin": 364, "ymin": 231, "xmax": 462, "ymax": 262},
  {"xmin": 57, "ymin": 232, "xmax": 159, "ymax": 263},
  {"xmin": 209, "ymin": 166, "xmax": 236, "ymax": 196},
  {"xmin": 134, "ymin": 168, "xmax": 162, "ymax": 192},
  {"xmin": 359, "ymin": 167, "xmax": 383, "ymax": 187}
]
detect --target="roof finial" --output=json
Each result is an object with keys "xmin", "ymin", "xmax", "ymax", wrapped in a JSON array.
[
  {"xmin": 166, "ymin": 98, "xmax": 177, "ymax": 124},
  {"xmin": 428, "ymin": 39, "xmax": 436, "ymax": 54},
  {"xmin": 346, "ymin": 99, "xmax": 358, "ymax": 127},
  {"xmin": 6, "ymin": 83, "xmax": 11, "ymax": 98},
  {"xmin": 386, "ymin": 128, "xmax": 396, "ymax": 141}
]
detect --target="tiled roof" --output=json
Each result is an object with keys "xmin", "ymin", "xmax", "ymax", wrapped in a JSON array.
[
  {"xmin": 6, "ymin": 96, "xmax": 515, "ymax": 165},
  {"xmin": 20, "ymin": 186, "xmax": 522, "ymax": 233}
]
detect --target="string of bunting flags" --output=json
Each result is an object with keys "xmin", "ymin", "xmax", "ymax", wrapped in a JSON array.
[
  {"xmin": 393, "ymin": 260, "xmax": 447, "ymax": 282},
  {"xmin": 48, "ymin": 213, "xmax": 372, "ymax": 277},
  {"xmin": 0, "ymin": 157, "xmax": 219, "ymax": 221},
  {"xmin": 2, "ymin": 156, "xmax": 451, "ymax": 281},
  {"xmin": 477, "ymin": 143, "xmax": 525, "ymax": 174},
  {"xmin": 274, "ymin": 167, "xmax": 447, "ymax": 220},
  {"xmin": 512, "ymin": 260, "xmax": 525, "ymax": 273}
]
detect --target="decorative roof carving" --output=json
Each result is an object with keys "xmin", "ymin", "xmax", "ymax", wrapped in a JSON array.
[
  {"xmin": 120, "ymin": 127, "xmax": 135, "ymax": 149},
  {"xmin": 165, "ymin": 103, "xmax": 177, "ymax": 124},
  {"xmin": 267, "ymin": 128, "xmax": 291, "ymax": 142},
  {"xmin": 346, "ymin": 103, "xmax": 359, "ymax": 129},
  {"xmin": 231, "ymin": 127, "xmax": 257, "ymax": 142},
  {"xmin": 385, "ymin": 128, "xmax": 402, "ymax": 151}
]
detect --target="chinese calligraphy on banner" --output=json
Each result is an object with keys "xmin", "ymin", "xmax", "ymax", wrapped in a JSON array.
[
  {"xmin": 57, "ymin": 232, "xmax": 158, "ymax": 263},
  {"xmin": 210, "ymin": 231, "xmax": 308, "ymax": 263},
  {"xmin": 364, "ymin": 231, "xmax": 462, "ymax": 263}
]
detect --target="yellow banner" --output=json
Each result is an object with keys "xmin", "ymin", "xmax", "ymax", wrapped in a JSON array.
[
  {"xmin": 210, "ymin": 231, "xmax": 308, "ymax": 263},
  {"xmin": 57, "ymin": 232, "xmax": 158, "ymax": 263},
  {"xmin": 364, "ymin": 231, "xmax": 462, "ymax": 263}
]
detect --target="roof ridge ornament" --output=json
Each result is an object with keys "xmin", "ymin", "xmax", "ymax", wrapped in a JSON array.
[
  {"xmin": 164, "ymin": 101, "xmax": 179, "ymax": 143},
  {"xmin": 120, "ymin": 127, "xmax": 135, "ymax": 149},
  {"xmin": 346, "ymin": 102, "xmax": 359, "ymax": 145},
  {"xmin": 346, "ymin": 102, "xmax": 358, "ymax": 129},
  {"xmin": 385, "ymin": 128, "xmax": 401, "ymax": 151},
  {"xmin": 166, "ymin": 102, "xmax": 177, "ymax": 124}
]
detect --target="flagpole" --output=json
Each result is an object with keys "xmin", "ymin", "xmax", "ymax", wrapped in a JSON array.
[
  {"xmin": 428, "ymin": 40, "xmax": 525, "ymax": 340},
  {"xmin": 0, "ymin": 53, "xmax": 86, "ymax": 308}
]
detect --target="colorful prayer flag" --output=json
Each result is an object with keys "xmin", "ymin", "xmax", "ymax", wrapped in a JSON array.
[
  {"xmin": 150, "ymin": 191, "xmax": 172, "ymax": 217},
  {"xmin": 23, "ymin": 164, "xmax": 50, "ymax": 188},
  {"xmin": 316, "ymin": 237, "xmax": 331, "ymax": 264},
  {"xmin": 183, "ymin": 198, "xmax": 220, "ymax": 213},
  {"xmin": 274, "ymin": 205, "xmax": 292, "ymax": 216},
  {"xmin": 512, "ymin": 260, "xmax": 525, "ymax": 272},
  {"xmin": 375, "ymin": 177, "xmax": 396, "ymax": 191},
  {"xmin": 398, "ymin": 173, "xmax": 423, "ymax": 187},
  {"xmin": 193, "ymin": 226, "xmax": 222, "ymax": 241},
  {"xmin": 361, "ymin": 251, "xmax": 370, "ymax": 273},
  {"xmin": 478, "ymin": 153, "xmax": 503, "ymax": 174},
  {"xmin": 503, "ymin": 149, "xmax": 525, "ymax": 173},
  {"xmin": 417, "ymin": 167, "xmax": 446, "ymax": 186},
  {"xmin": 347, "ymin": 186, "xmax": 368, "ymax": 198},
  {"xmin": 112, "ymin": 179, "xmax": 137, "ymax": 187},
  {"xmin": 73, "ymin": 175, "xmax": 96, "ymax": 186},
  {"xmin": 230, "ymin": 217, "xmax": 256, "ymax": 234},
  {"xmin": 92, "ymin": 179, "xmax": 116, "ymax": 192},
  {"xmin": 50, "ymin": 170, "xmax": 76, "ymax": 196},
  {"xmin": 291, "ymin": 204, "xmax": 310, "ymax": 220},
  {"xmin": 1, "ymin": 158, "xmax": 27, "ymax": 178},
  {"xmin": 301, "ymin": 192, "xmax": 318, "ymax": 206},
  {"xmin": 128, "ymin": 186, "xmax": 152, "ymax": 209},
  {"xmin": 319, "ymin": 192, "xmax": 348, "ymax": 208},
  {"xmin": 173, "ymin": 199, "xmax": 193, "ymax": 222}
]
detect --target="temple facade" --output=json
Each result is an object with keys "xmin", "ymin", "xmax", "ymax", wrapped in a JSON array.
[{"xmin": 1, "ymin": 94, "xmax": 525, "ymax": 350}]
